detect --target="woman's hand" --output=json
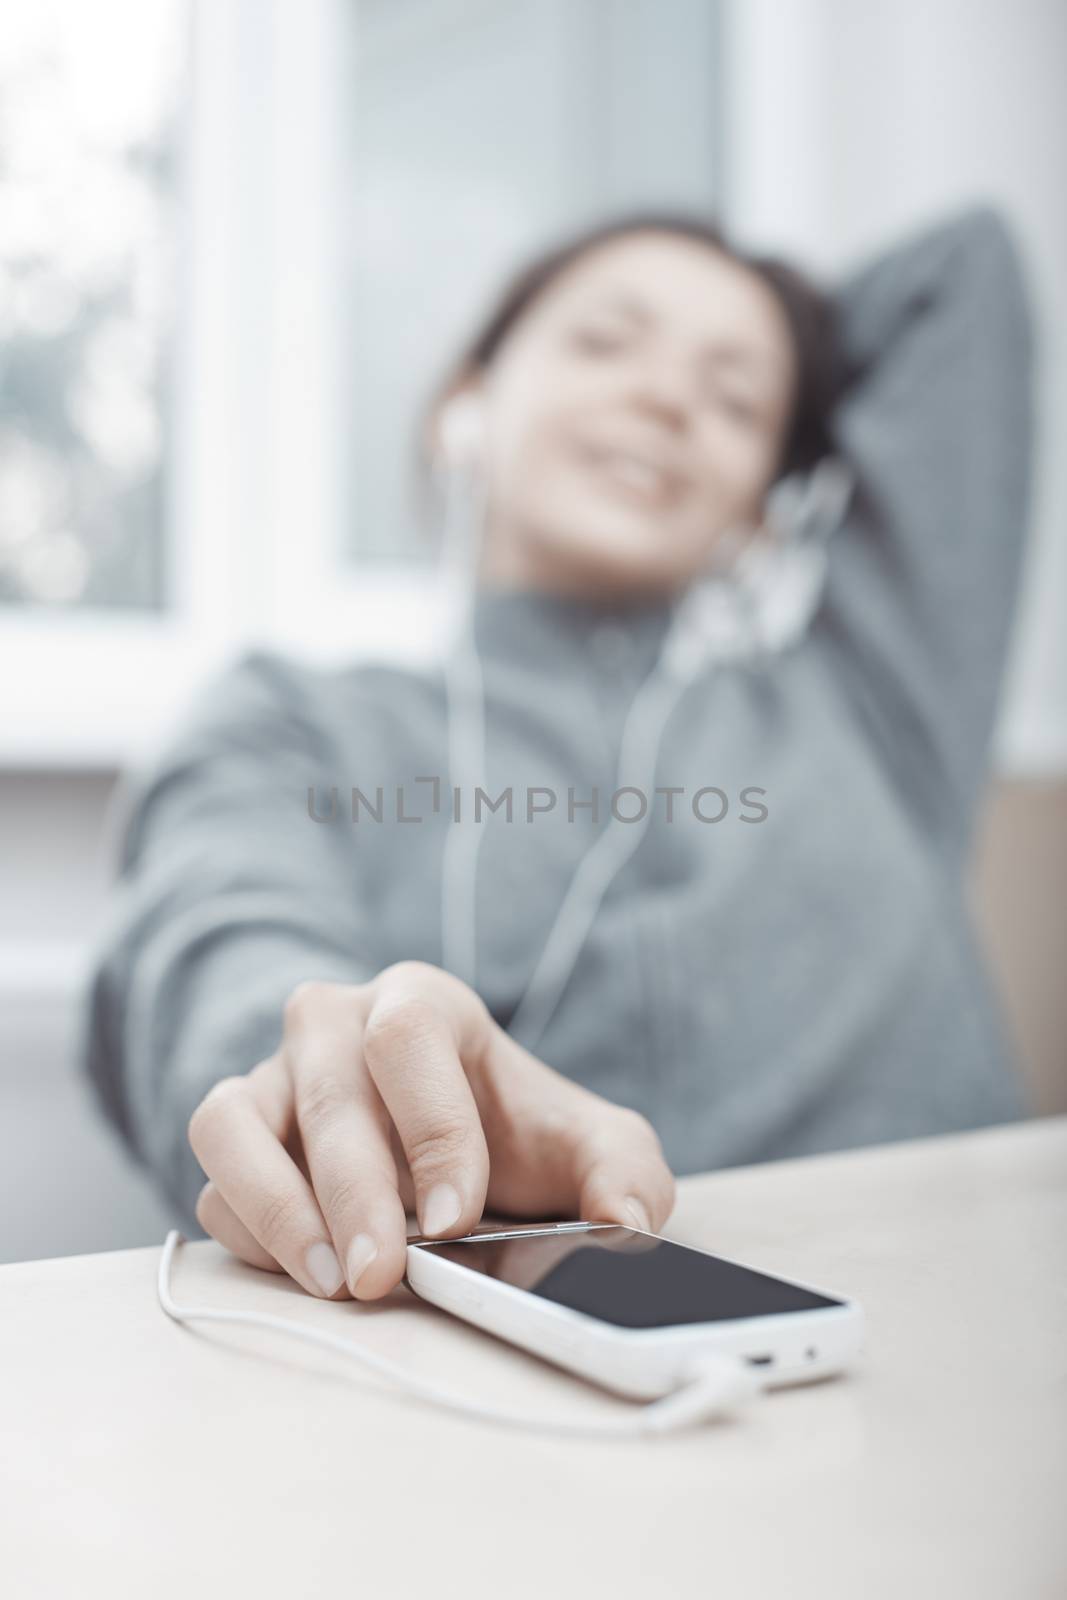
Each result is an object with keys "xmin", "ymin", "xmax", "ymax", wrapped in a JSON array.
[{"xmin": 188, "ymin": 961, "xmax": 676, "ymax": 1301}]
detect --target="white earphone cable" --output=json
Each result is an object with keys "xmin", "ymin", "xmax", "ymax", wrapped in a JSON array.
[
  {"xmin": 438, "ymin": 450, "xmax": 854, "ymax": 1050},
  {"xmin": 439, "ymin": 461, "xmax": 490, "ymax": 987},
  {"xmin": 158, "ymin": 1230, "xmax": 758, "ymax": 1438},
  {"xmin": 435, "ymin": 442, "xmax": 728, "ymax": 1050},
  {"xmin": 506, "ymin": 649, "xmax": 701, "ymax": 1051}
]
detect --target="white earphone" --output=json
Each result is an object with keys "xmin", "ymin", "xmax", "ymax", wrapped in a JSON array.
[
  {"xmin": 436, "ymin": 391, "xmax": 487, "ymax": 474},
  {"xmin": 738, "ymin": 456, "xmax": 856, "ymax": 652}
]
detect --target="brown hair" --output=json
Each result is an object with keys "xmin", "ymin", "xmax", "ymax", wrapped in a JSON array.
[{"xmin": 429, "ymin": 211, "xmax": 842, "ymax": 481}]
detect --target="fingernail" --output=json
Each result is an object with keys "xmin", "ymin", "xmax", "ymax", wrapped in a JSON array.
[
  {"xmin": 346, "ymin": 1232, "xmax": 379, "ymax": 1294},
  {"xmin": 306, "ymin": 1240, "xmax": 344, "ymax": 1296},
  {"xmin": 624, "ymin": 1196, "xmax": 652, "ymax": 1233},
  {"xmin": 420, "ymin": 1182, "xmax": 462, "ymax": 1236}
]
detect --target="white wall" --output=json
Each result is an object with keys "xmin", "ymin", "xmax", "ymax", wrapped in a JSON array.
[{"xmin": 724, "ymin": 0, "xmax": 1067, "ymax": 777}]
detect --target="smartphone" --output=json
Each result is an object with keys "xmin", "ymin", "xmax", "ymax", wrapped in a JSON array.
[{"xmin": 405, "ymin": 1222, "xmax": 864, "ymax": 1401}]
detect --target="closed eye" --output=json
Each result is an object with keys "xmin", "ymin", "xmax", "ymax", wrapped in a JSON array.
[
  {"xmin": 700, "ymin": 377, "xmax": 763, "ymax": 424},
  {"xmin": 718, "ymin": 392, "xmax": 760, "ymax": 422},
  {"xmin": 569, "ymin": 323, "xmax": 635, "ymax": 357}
]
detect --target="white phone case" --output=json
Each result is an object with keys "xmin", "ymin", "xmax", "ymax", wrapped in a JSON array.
[{"xmin": 405, "ymin": 1223, "xmax": 865, "ymax": 1401}]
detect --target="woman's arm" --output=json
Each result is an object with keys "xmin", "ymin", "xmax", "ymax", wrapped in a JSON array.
[
  {"xmin": 814, "ymin": 204, "xmax": 1036, "ymax": 855},
  {"xmin": 80, "ymin": 651, "xmax": 372, "ymax": 1225}
]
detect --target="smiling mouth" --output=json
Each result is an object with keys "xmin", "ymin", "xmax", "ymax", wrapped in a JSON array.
[{"xmin": 575, "ymin": 440, "xmax": 690, "ymax": 510}]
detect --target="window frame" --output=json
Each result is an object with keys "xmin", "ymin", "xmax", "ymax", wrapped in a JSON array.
[
  {"xmin": 0, "ymin": 0, "xmax": 437, "ymax": 770},
  {"xmin": 1, "ymin": 0, "xmax": 733, "ymax": 768}
]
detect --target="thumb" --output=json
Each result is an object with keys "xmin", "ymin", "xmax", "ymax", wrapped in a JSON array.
[{"xmin": 572, "ymin": 1109, "xmax": 676, "ymax": 1235}]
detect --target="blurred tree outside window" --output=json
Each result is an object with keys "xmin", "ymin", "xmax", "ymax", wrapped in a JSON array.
[{"xmin": 0, "ymin": 0, "xmax": 186, "ymax": 611}]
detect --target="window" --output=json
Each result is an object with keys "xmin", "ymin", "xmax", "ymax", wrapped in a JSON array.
[
  {"xmin": 0, "ymin": 0, "xmax": 725, "ymax": 766},
  {"xmin": 0, "ymin": 0, "xmax": 186, "ymax": 611}
]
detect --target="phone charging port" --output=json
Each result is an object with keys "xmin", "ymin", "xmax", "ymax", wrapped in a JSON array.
[{"xmin": 746, "ymin": 1354, "xmax": 775, "ymax": 1367}]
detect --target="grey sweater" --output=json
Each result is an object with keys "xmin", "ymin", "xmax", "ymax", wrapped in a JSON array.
[{"xmin": 82, "ymin": 206, "xmax": 1035, "ymax": 1228}]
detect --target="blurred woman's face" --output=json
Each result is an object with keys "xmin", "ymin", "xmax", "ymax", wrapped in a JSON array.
[{"xmin": 474, "ymin": 231, "xmax": 798, "ymax": 598}]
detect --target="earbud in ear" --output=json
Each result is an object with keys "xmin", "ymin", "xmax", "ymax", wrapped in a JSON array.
[{"xmin": 438, "ymin": 393, "xmax": 486, "ymax": 472}]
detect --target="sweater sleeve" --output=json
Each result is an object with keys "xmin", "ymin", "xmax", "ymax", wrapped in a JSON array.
[
  {"xmin": 79, "ymin": 650, "xmax": 375, "ymax": 1226},
  {"xmin": 813, "ymin": 203, "xmax": 1036, "ymax": 856}
]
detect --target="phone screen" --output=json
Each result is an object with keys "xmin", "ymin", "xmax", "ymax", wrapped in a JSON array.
[{"xmin": 414, "ymin": 1226, "xmax": 843, "ymax": 1329}]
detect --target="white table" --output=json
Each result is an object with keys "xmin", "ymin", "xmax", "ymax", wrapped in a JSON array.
[{"xmin": 3, "ymin": 1118, "xmax": 1065, "ymax": 1599}]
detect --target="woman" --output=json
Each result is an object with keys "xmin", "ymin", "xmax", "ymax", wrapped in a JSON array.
[{"xmin": 83, "ymin": 203, "xmax": 1034, "ymax": 1305}]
